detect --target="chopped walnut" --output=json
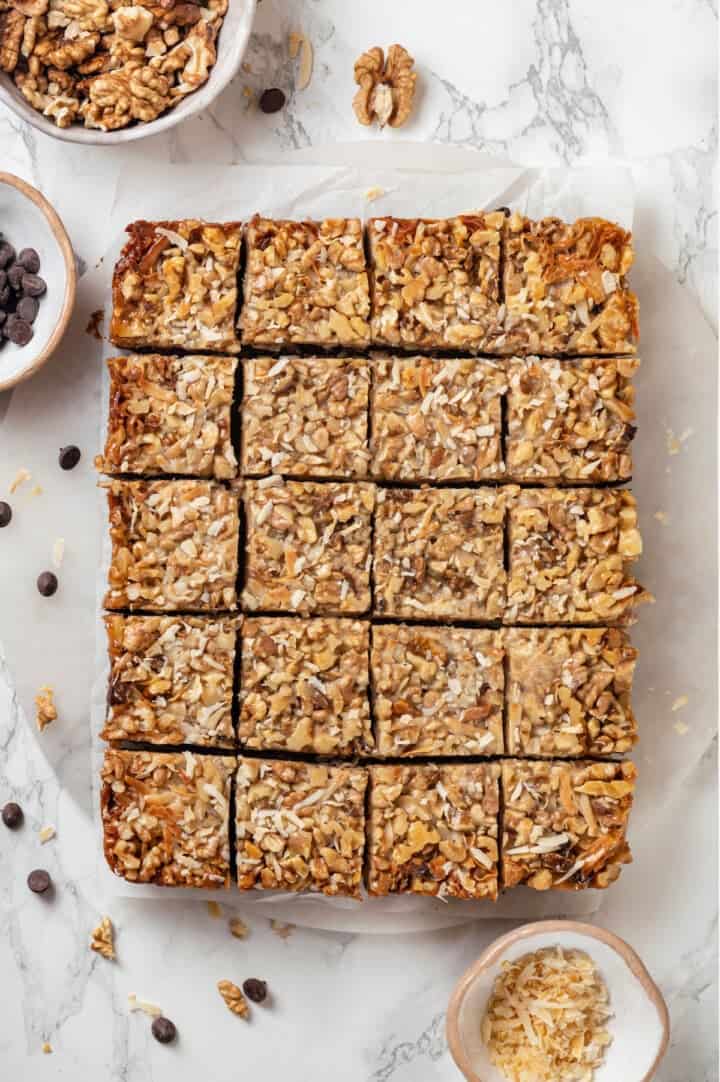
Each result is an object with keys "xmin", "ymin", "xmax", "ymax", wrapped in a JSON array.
[
  {"xmin": 0, "ymin": 10, "xmax": 26, "ymax": 72},
  {"xmin": 111, "ymin": 4, "xmax": 153, "ymax": 42},
  {"xmin": 80, "ymin": 64, "xmax": 170, "ymax": 129},
  {"xmin": 35, "ymin": 685, "xmax": 57, "ymax": 731},
  {"xmin": 353, "ymin": 44, "xmax": 416, "ymax": 128},
  {"xmin": 90, "ymin": 916, "xmax": 116, "ymax": 960},
  {"xmin": 217, "ymin": 980, "xmax": 249, "ymax": 1019}
]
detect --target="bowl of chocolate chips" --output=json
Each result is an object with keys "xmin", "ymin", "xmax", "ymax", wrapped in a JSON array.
[{"xmin": 0, "ymin": 172, "xmax": 76, "ymax": 392}]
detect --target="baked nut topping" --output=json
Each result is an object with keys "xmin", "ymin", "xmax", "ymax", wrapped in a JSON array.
[
  {"xmin": 499, "ymin": 214, "xmax": 639, "ymax": 355},
  {"xmin": 242, "ymin": 357, "xmax": 370, "ymax": 479},
  {"xmin": 99, "ymin": 354, "xmax": 238, "ymax": 479},
  {"xmin": 239, "ymin": 217, "xmax": 370, "ymax": 349},
  {"xmin": 104, "ymin": 480, "xmax": 239, "ymax": 612},
  {"xmin": 501, "ymin": 759, "xmax": 637, "ymax": 890},
  {"xmin": 506, "ymin": 487, "xmax": 647, "ymax": 625},
  {"xmin": 373, "ymin": 486, "xmax": 507, "ymax": 620},
  {"xmin": 103, "ymin": 614, "xmax": 239, "ymax": 747},
  {"xmin": 101, "ymin": 748, "xmax": 233, "ymax": 887},
  {"xmin": 506, "ymin": 356, "xmax": 638, "ymax": 483},
  {"xmin": 367, "ymin": 763, "xmax": 501, "ymax": 899},
  {"xmin": 352, "ymin": 44, "xmax": 416, "ymax": 129},
  {"xmin": 372, "ymin": 625, "xmax": 504, "ymax": 756},
  {"xmin": 110, "ymin": 220, "xmax": 241, "ymax": 354},
  {"xmin": 367, "ymin": 214, "xmax": 503, "ymax": 351},
  {"xmin": 239, "ymin": 617, "xmax": 371, "ymax": 756},
  {"xmin": 505, "ymin": 628, "xmax": 638, "ymax": 757},
  {"xmin": 235, "ymin": 758, "xmax": 367, "ymax": 898},
  {"xmin": 243, "ymin": 479, "xmax": 374, "ymax": 615}
]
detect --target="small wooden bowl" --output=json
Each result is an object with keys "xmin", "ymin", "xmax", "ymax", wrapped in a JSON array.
[
  {"xmin": 0, "ymin": 173, "xmax": 76, "ymax": 392},
  {"xmin": 446, "ymin": 920, "xmax": 669, "ymax": 1082}
]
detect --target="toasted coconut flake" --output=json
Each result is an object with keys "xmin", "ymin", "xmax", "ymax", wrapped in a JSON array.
[
  {"xmin": 128, "ymin": 993, "xmax": 162, "ymax": 1017},
  {"xmin": 229, "ymin": 917, "xmax": 249, "ymax": 939},
  {"xmin": 52, "ymin": 538, "xmax": 65, "ymax": 568},
  {"xmin": 39, "ymin": 825, "xmax": 56, "ymax": 843},
  {"xmin": 671, "ymin": 695, "xmax": 688, "ymax": 712},
  {"xmin": 9, "ymin": 467, "xmax": 31, "ymax": 493}
]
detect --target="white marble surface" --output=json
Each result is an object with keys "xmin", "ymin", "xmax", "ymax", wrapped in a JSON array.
[{"xmin": 0, "ymin": 2, "xmax": 717, "ymax": 1080}]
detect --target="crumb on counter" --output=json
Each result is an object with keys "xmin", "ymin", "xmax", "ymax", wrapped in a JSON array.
[
  {"xmin": 90, "ymin": 916, "xmax": 116, "ymax": 960},
  {"xmin": 35, "ymin": 685, "xmax": 57, "ymax": 732}
]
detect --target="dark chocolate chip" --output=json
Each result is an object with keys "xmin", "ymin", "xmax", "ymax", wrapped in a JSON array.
[
  {"xmin": 7, "ymin": 318, "xmax": 33, "ymax": 346},
  {"xmin": 27, "ymin": 868, "xmax": 51, "ymax": 893},
  {"xmin": 0, "ymin": 502, "xmax": 10, "ymax": 527},
  {"xmin": 0, "ymin": 241, "xmax": 15, "ymax": 269},
  {"xmin": 17, "ymin": 248, "xmax": 40, "ymax": 274},
  {"xmin": 8, "ymin": 263, "xmax": 25, "ymax": 291},
  {"xmin": 16, "ymin": 295, "xmax": 38, "ymax": 324},
  {"xmin": 58, "ymin": 444, "xmax": 81, "ymax": 470},
  {"xmin": 242, "ymin": 978, "xmax": 268, "ymax": 1004},
  {"xmin": 151, "ymin": 1017, "xmax": 177, "ymax": 1044},
  {"xmin": 259, "ymin": 88, "xmax": 286, "ymax": 114},
  {"xmin": 2, "ymin": 801, "xmax": 23, "ymax": 828},
  {"xmin": 37, "ymin": 571, "xmax": 58, "ymax": 596},
  {"xmin": 494, "ymin": 206, "xmax": 511, "ymax": 216},
  {"xmin": 21, "ymin": 273, "xmax": 47, "ymax": 298}
]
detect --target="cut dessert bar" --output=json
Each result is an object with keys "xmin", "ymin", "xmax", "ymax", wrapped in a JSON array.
[
  {"xmin": 506, "ymin": 356, "xmax": 638, "ymax": 483},
  {"xmin": 367, "ymin": 214, "xmax": 504, "ymax": 351},
  {"xmin": 99, "ymin": 354, "xmax": 238, "ymax": 480},
  {"xmin": 239, "ymin": 217, "xmax": 370, "ymax": 349},
  {"xmin": 371, "ymin": 625, "xmax": 504, "ymax": 756},
  {"xmin": 373, "ymin": 487, "xmax": 507, "ymax": 620},
  {"xmin": 370, "ymin": 356, "xmax": 506, "ymax": 481},
  {"xmin": 239, "ymin": 617, "xmax": 371, "ymax": 756},
  {"xmin": 235, "ymin": 758, "xmax": 367, "ymax": 897},
  {"xmin": 501, "ymin": 759, "xmax": 637, "ymax": 891},
  {"xmin": 505, "ymin": 488, "xmax": 646, "ymax": 625},
  {"xmin": 104, "ymin": 480, "xmax": 239, "ymax": 612},
  {"xmin": 243, "ymin": 479, "xmax": 374, "ymax": 615},
  {"xmin": 110, "ymin": 220, "xmax": 242, "ymax": 354},
  {"xmin": 505, "ymin": 628, "xmax": 638, "ymax": 757},
  {"xmin": 242, "ymin": 356, "xmax": 370, "ymax": 478},
  {"xmin": 102, "ymin": 615, "xmax": 240, "ymax": 747},
  {"xmin": 101, "ymin": 748, "xmax": 234, "ymax": 888},
  {"xmin": 367, "ymin": 763, "xmax": 501, "ymax": 899},
  {"xmin": 499, "ymin": 213, "xmax": 639, "ymax": 356}
]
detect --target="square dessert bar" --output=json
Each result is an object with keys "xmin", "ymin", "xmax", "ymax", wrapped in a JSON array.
[
  {"xmin": 101, "ymin": 748, "xmax": 234, "ymax": 888},
  {"xmin": 506, "ymin": 356, "xmax": 638, "ymax": 483},
  {"xmin": 102, "ymin": 615, "xmax": 240, "ymax": 747},
  {"xmin": 367, "ymin": 763, "xmax": 501, "ymax": 899},
  {"xmin": 239, "ymin": 217, "xmax": 370, "ymax": 349},
  {"xmin": 371, "ymin": 625, "xmax": 504, "ymax": 756},
  {"xmin": 501, "ymin": 759, "xmax": 637, "ymax": 891},
  {"xmin": 110, "ymin": 220, "xmax": 242, "ymax": 354},
  {"xmin": 242, "ymin": 356, "xmax": 370, "ymax": 478},
  {"xmin": 99, "ymin": 354, "xmax": 238, "ymax": 480},
  {"xmin": 239, "ymin": 617, "xmax": 371, "ymax": 756},
  {"xmin": 373, "ymin": 487, "xmax": 507, "ymax": 620},
  {"xmin": 235, "ymin": 758, "xmax": 367, "ymax": 897},
  {"xmin": 500, "ymin": 214, "xmax": 639, "ymax": 356},
  {"xmin": 104, "ymin": 480, "xmax": 239, "ymax": 612},
  {"xmin": 505, "ymin": 628, "xmax": 638, "ymax": 757},
  {"xmin": 243, "ymin": 479, "xmax": 374, "ymax": 615},
  {"xmin": 370, "ymin": 356, "xmax": 506, "ymax": 482},
  {"xmin": 367, "ymin": 214, "xmax": 504, "ymax": 352},
  {"xmin": 505, "ymin": 488, "xmax": 646, "ymax": 625}
]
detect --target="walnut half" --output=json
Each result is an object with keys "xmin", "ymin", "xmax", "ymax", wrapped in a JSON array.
[{"xmin": 352, "ymin": 43, "xmax": 416, "ymax": 129}]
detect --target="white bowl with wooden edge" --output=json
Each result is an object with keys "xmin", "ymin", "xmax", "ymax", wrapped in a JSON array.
[
  {"xmin": 446, "ymin": 920, "xmax": 670, "ymax": 1082},
  {"xmin": 0, "ymin": 172, "xmax": 77, "ymax": 392},
  {"xmin": 0, "ymin": 0, "xmax": 256, "ymax": 146}
]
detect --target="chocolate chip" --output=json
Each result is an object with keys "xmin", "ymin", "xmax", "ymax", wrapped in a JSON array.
[
  {"xmin": 0, "ymin": 502, "xmax": 10, "ymax": 528},
  {"xmin": 151, "ymin": 1017, "xmax": 177, "ymax": 1044},
  {"xmin": 0, "ymin": 284, "xmax": 9, "ymax": 307},
  {"xmin": 7, "ymin": 318, "xmax": 33, "ymax": 347},
  {"xmin": 242, "ymin": 978, "xmax": 268, "ymax": 1004},
  {"xmin": 494, "ymin": 206, "xmax": 511, "ymax": 216},
  {"xmin": 17, "ymin": 248, "xmax": 40, "ymax": 274},
  {"xmin": 0, "ymin": 241, "xmax": 15, "ymax": 269},
  {"xmin": 21, "ymin": 273, "xmax": 47, "ymax": 298},
  {"xmin": 7, "ymin": 263, "xmax": 25, "ymax": 291},
  {"xmin": 16, "ymin": 295, "xmax": 38, "ymax": 324},
  {"xmin": 259, "ymin": 88, "xmax": 286, "ymax": 114},
  {"xmin": 37, "ymin": 571, "xmax": 58, "ymax": 596},
  {"xmin": 27, "ymin": 868, "xmax": 51, "ymax": 893},
  {"xmin": 2, "ymin": 801, "xmax": 23, "ymax": 828},
  {"xmin": 58, "ymin": 444, "xmax": 81, "ymax": 470}
]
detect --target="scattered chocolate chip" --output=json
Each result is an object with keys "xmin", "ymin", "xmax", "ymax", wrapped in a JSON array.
[
  {"xmin": 27, "ymin": 868, "xmax": 51, "ymax": 893},
  {"xmin": 37, "ymin": 571, "xmax": 58, "ymax": 597},
  {"xmin": 16, "ymin": 295, "xmax": 39, "ymax": 324},
  {"xmin": 21, "ymin": 273, "xmax": 47, "ymax": 298},
  {"xmin": 17, "ymin": 248, "xmax": 40, "ymax": 274},
  {"xmin": 2, "ymin": 801, "xmax": 23, "ymax": 828},
  {"xmin": 151, "ymin": 1017, "xmax": 177, "ymax": 1044},
  {"xmin": 259, "ymin": 88, "xmax": 286, "ymax": 114},
  {"xmin": 0, "ymin": 502, "xmax": 11, "ymax": 527},
  {"xmin": 242, "ymin": 978, "xmax": 268, "ymax": 1004},
  {"xmin": 58, "ymin": 444, "xmax": 81, "ymax": 470},
  {"xmin": 0, "ymin": 241, "xmax": 15, "ymax": 269},
  {"xmin": 7, "ymin": 317, "xmax": 33, "ymax": 347}
]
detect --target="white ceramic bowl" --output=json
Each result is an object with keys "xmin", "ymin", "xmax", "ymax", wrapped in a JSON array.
[
  {"xmin": 446, "ymin": 920, "xmax": 670, "ymax": 1082},
  {"xmin": 0, "ymin": 0, "xmax": 256, "ymax": 145},
  {"xmin": 0, "ymin": 172, "xmax": 77, "ymax": 392}
]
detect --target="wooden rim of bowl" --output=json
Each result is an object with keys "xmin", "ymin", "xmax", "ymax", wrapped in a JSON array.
[
  {"xmin": 446, "ymin": 919, "xmax": 670, "ymax": 1082},
  {"xmin": 0, "ymin": 172, "xmax": 77, "ymax": 392}
]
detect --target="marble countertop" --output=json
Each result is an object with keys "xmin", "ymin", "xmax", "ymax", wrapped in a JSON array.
[{"xmin": 0, "ymin": 2, "xmax": 717, "ymax": 1080}]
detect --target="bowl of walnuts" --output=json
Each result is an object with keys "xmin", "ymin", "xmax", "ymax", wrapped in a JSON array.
[{"xmin": 0, "ymin": 0, "xmax": 256, "ymax": 144}]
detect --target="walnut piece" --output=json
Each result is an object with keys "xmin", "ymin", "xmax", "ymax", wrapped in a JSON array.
[
  {"xmin": 81, "ymin": 65, "xmax": 170, "ymax": 129},
  {"xmin": 353, "ymin": 43, "xmax": 416, "ymax": 129},
  {"xmin": 217, "ymin": 980, "xmax": 249, "ymax": 1018},
  {"xmin": 0, "ymin": 9, "xmax": 25, "ymax": 72},
  {"xmin": 90, "ymin": 916, "xmax": 116, "ymax": 960},
  {"xmin": 35, "ymin": 685, "xmax": 57, "ymax": 731}
]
